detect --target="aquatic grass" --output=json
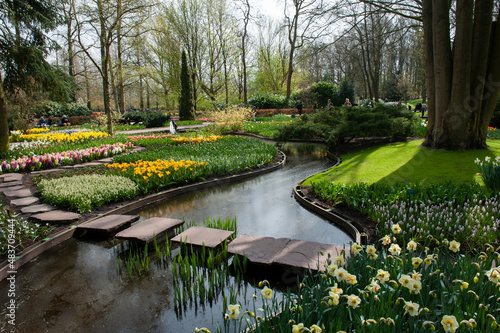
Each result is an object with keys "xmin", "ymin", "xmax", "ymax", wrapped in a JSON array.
[{"xmin": 38, "ymin": 174, "xmax": 139, "ymax": 213}]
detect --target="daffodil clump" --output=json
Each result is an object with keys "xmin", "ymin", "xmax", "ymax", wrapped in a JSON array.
[
  {"xmin": 476, "ymin": 155, "xmax": 500, "ymax": 191},
  {"xmin": 26, "ymin": 128, "xmax": 50, "ymax": 134},
  {"xmin": 11, "ymin": 130, "xmax": 109, "ymax": 143},
  {"xmin": 216, "ymin": 233, "xmax": 500, "ymax": 333},
  {"xmin": 105, "ymin": 159, "xmax": 210, "ymax": 193},
  {"xmin": 38, "ymin": 174, "xmax": 139, "ymax": 213}
]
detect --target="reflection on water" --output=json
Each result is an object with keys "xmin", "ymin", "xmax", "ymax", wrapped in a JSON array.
[{"xmin": 0, "ymin": 142, "xmax": 352, "ymax": 332}]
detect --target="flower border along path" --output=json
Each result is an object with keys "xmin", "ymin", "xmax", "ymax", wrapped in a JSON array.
[{"xmin": 0, "ymin": 150, "xmax": 286, "ymax": 281}]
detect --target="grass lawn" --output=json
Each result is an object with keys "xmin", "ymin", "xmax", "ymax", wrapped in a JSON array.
[{"xmin": 304, "ymin": 138, "xmax": 500, "ymax": 185}]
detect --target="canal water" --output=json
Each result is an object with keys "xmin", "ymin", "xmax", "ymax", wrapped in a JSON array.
[{"xmin": 0, "ymin": 142, "xmax": 352, "ymax": 332}]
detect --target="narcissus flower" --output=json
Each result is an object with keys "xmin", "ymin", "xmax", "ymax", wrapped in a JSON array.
[
  {"xmin": 407, "ymin": 240, "xmax": 418, "ymax": 251},
  {"xmin": 292, "ymin": 323, "xmax": 304, "ymax": 333},
  {"xmin": 310, "ymin": 324, "xmax": 322, "ymax": 333},
  {"xmin": 412, "ymin": 257, "xmax": 423, "ymax": 268},
  {"xmin": 399, "ymin": 274, "xmax": 412, "ymax": 288},
  {"xmin": 376, "ymin": 269, "xmax": 390, "ymax": 282},
  {"xmin": 352, "ymin": 243, "xmax": 363, "ymax": 254},
  {"xmin": 391, "ymin": 224, "xmax": 402, "ymax": 234},
  {"xmin": 366, "ymin": 245, "xmax": 377, "ymax": 255},
  {"xmin": 346, "ymin": 294, "xmax": 361, "ymax": 309},
  {"xmin": 486, "ymin": 267, "xmax": 500, "ymax": 283},
  {"xmin": 227, "ymin": 304, "xmax": 240, "ymax": 320},
  {"xmin": 389, "ymin": 243, "xmax": 401, "ymax": 256},
  {"xmin": 261, "ymin": 286, "xmax": 273, "ymax": 300},
  {"xmin": 345, "ymin": 274, "xmax": 358, "ymax": 285},
  {"xmin": 328, "ymin": 291, "xmax": 340, "ymax": 306},
  {"xmin": 366, "ymin": 280, "xmax": 381, "ymax": 293},
  {"xmin": 334, "ymin": 268, "xmax": 349, "ymax": 282},
  {"xmin": 404, "ymin": 301, "xmax": 420, "ymax": 317},
  {"xmin": 441, "ymin": 315, "xmax": 459, "ymax": 333},
  {"xmin": 449, "ymin": 240, "xmax": 460, "ymax": 253},
  {"xmin": 380, "ymin": 235, "xmax": 391, "ymax": 245}
]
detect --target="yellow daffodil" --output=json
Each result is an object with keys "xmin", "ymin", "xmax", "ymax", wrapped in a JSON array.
[
  {"xmin": 346, "ymin": 274, "xmax": 358, "ymax": 285},
  {"xmin": 292, "ymin": 323, "xmax": 304, "ymax": 333},
  {"xmin": 424, "ymin": 254, "xmax": 435, "ymax": 266},
  {"xmin": 486, "ymin": 267, "xmax": 500, "ymax": 283},
  {"xmin": 328, "ymin": 291, "xmax": 340, "ymax": 306},
  {"xmin": 261, "ymin": 286, "xmax": 273, "ymax": 300},
  {"xmin": 399, "ymin": 274, "xmax": 412, "ymax": 288},
  {"xmin": 411, "ymin": 271, "xmax": 422, "ymax": 281},
  {"xmin": 310, "ymin": 324, "xmax": 322, "ymax": 333},
  {"xmin": 409, "ymin": 279, "xmax": 422, "ymax": 294},
  {"xmin": 351, "ymin": 243, "xmax": 363, "ymax": 255},
  {"xmin": 449, "ymin": 240, "xmax": 460, "ymax": 253},
  {"xmin": 326, "ymin": 263, "xmax": 338, "ymax": 276},
  {"xmin": 366, "ymin": 280, "xmax": 381, "ymax": 293},
  {"xmin": 412, "ymin": 257, "xmax": 423, "ymax": 268},
  {"xmin": 334, "ymin": 255, "xmax": 344, "ymax": 266}
]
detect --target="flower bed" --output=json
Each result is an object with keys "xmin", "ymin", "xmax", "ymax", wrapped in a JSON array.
[
  {"xmin": 0, "ymin": 142, "xmax": 134, "ymax": 173},
  {"xmin": 11, "ymin": 130, "xmax": 109, "ymax": 143}
]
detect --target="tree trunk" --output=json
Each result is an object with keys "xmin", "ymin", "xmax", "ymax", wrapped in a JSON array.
[
  {"xmin": 0, "ymin": 72, "xmax": 8, "ymax": 155},
  {"xmin": 116, "ymin": 0, "xmax": 125, "ymax": 114}
]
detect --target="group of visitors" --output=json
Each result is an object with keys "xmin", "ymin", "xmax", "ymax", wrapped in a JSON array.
[{"xmin": 36, "ymin": 115, "xmax": 70, "ymax": 128}]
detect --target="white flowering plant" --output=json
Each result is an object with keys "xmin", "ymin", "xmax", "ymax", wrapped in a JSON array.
[{"xmin": 476, "ymin": 155, "xmax": 500, "ymax": 191}]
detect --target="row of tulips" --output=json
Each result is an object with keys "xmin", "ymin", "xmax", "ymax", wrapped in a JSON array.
[
  {"xmin": 10, "ymin": 130, "xmax": 109, "ymax": 143},
  {"xmin": 1, "ymin": 142, "xmax": 134, "ymax": 174}
]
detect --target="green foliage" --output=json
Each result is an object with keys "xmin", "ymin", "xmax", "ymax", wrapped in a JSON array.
[
  {"xmin": 120, "ymin": 111, "xmax": 147, "ymax": 124},
  {"xmin": 248, "ymin": 92, "xmax": 292, "ymax": 109},
  {"xmin": 34, "ymin": 102, "xmax": 92, "ymax": 117},
  {"xmin": 38, "ymin": 174, "xmax": 139, "ymax": 213},
  {"xmin": 291, "ymin": 81, "xmax": 338, "ymax": 108},
  {"xmin": 475, "ymin": 156, "xmax": 500, "ymax": 191},
  {"xmin": 179, "ymin": 50, "xmax": 196, "ymax": 120},
  {"xmin": 335, "ymin": 78, "xmax": 356, "ymax": 106},
  {"xmin": 382, "ymin": 74, "xmax": 403, "ymax": 101},
  {"xmin": 144, "ymin": 111, "xmax": 170, "ymax": 128}
]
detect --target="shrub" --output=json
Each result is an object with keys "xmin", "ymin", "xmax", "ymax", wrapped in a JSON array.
[
  {"xmin": 335, "ymin": 78, "xmax": 356, "ymax": 106},
  {"xmin": 144, "ymin": 111, "xmax": 170, "ymax": 128},
  {"xmin": 248, "ymin": 92, "xmax": 291, "ymax": 109},
  {"xmin": 34, "ymin": 101, "xmax": 92, "ymax": 117},
  {"xmin": 120, "ymin": 111, "xmax": 147, "ymax": 124}
]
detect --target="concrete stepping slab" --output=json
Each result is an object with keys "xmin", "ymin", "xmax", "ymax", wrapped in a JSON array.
[
  {"xmin": 171, "ymin": 226, "xmax": 234, "ymax": 249},
  {"xmin": 272, "ymin": 239, "xmax": 344, "ymax": 271},
  {"xmin": 21, "ymin": 204, "xmax": 57, "ymax": 214},
  {"xmin": 0, "ymin": 173, "xmax": 23, "ymax": 182},
  {"xmin": 76, "ymin": 214, "xmax": 140, "ymax": 236},
  {"xmin": 10, "ymin": 196, "xmax": 40, "ymax": 207},
  {"xmin": 228, "ymin": 235, "xmax": 291, "ymax": 265},
  {"xmin": 73, "ymin": 162, "xmax": 103, "ymax": 168},
  {"xmin": 30, "ymin": 168, "xmax": 64, "ymax": 175},
  {"xmin": 98, "ymin": 157, "xmax": 113, "ymax": 163},
  {"xmin": 2, "ymin": 188, "xmax": 32, "ymax": 198},
  {"xmin": 30, "ymin": 210, "xmax": 81, "ymax": 224},
  {"xmin": 116, "ymin": 217, "xmax": 185, "ymax": 243},
  {"xmin": 0, "ymin": 185, "xmax": 25, "ymax": 193},
  {"xmin": 0, "ymin": 180, "xmax": 23, "ymax": 188}
]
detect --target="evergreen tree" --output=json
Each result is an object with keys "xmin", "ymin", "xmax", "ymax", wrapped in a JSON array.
[{"xmin": 179, "ymin": 50, "xmax": 195, "ymax": 121}]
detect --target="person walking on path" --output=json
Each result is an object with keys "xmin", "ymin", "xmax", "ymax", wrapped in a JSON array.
[{"xmin": 297, "ymin": 101, "xmax": 303, "ymax": 116}]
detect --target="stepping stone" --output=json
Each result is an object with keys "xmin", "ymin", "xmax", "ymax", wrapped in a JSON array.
[
  {"xmin": 30, "ymin": 168, "xmax": 63, "ymax": 175},
  {"xmin": 21, "ymin": 204, "xmax": 56, "ymax": 214},
  {"xmin": 0, "ymin": 185, "xmax": 25, "ymax": 193},
  {"xmin": 10, "ymin": 196, "xmax": 40, "ymax": 207},
  {"xmin": 30, "ymin": 210, "xmax": 81, "ymax": 224},
  {"xmin": 272, "ymin": 239, "xmax": 344, "ymax": 271},
  {"xmin": 73, "ymin": 162, "xmax": 102, "ymax": 168},
  {"xmin": 171, "ymin": 226, "xmax": 234, "ymax": 249},
  {"xmin": 76, "ymin": 214, "xmax": 140, "ymax": 237},
  {"xmin": 0, "ymin": 181, "xmax": 23, "ymax": 188},
  {"xmin": 228, "ymin": 235, "xmax": 291, "ymax": 265},
  {"xmin": 2, "ymin": 189, "xmax": 32, "ymax": 198},
  {"xmin": 116, "ymin": 217, "xmax": 185, "ymax": 243},
  {"xmin": 0, "ymin": 173, "xmax": 23, "ymax": 182},
  {"xmin": 98, "ymin": 157, "xmax": 113, "ymax": 163}
]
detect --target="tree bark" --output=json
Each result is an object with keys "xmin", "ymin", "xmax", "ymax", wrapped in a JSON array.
[{"xmin": 0, "ymin": 72, "xmax": 8, "ymax": 155}]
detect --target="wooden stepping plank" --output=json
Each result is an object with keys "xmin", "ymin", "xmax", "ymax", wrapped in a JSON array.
[
  {"xmin": 171, "ymin": 226, "xmax": 234, "ymax": 249},
  {"xmin": 228, "ymin": 235, "xmax": 291, "ymax": 265},
  {"xmin": 76, "ymin": 214, "xmax": 140, "ymax": 236},
  {"xmin": 10, "ymin": 197, "xmax": 40, "ymax": 207},
  {"xmin": 272, "ymin": 239, "xmax": 344, "ymax": 271},
  {"xmin": 0, "ymin": 173, "xmax": 23, "ymax": 182},
  {"xmin": 30, "ymin": 210, "xmax": 81, "ymax": 224},
  {"xmin": 21, "ymin": 204, "xmax": 56, "ymax": 214},
  {"xmin": 0, "ymin": 185, "xmax": 25, "ymax": 193},
  {"xmin": 115, "ymin": 217, "xmax": 184, "ymax": 243},
  {"xmin": 0, "ymin": 180, "xmax": 23, "ymax": 188},
  {"xmin": 3, "ymin": 189, "xmax": 32, "ymax": 198}
]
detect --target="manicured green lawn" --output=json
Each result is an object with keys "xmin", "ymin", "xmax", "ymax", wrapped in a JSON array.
[{"xmin": 304, "ymin": 139, "xmax": 500, "ymax": 185}]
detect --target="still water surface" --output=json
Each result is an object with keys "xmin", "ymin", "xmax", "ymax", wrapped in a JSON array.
[{"xmin": 0, "ymin": 142, "xmax": 352, "ymax": 332}]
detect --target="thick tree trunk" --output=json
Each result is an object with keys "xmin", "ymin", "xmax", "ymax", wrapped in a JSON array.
[{"xmin": 0, "ymin": 73, "xmax": 8, "ymax": 155}]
